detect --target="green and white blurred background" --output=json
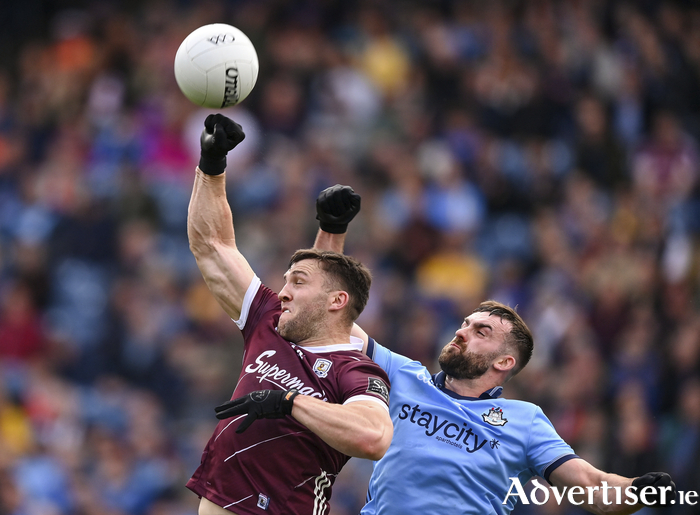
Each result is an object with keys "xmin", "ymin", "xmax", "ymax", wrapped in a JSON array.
[{"xmin": 0, "ymin": 1, "xmax": 698, "ymax": 514}]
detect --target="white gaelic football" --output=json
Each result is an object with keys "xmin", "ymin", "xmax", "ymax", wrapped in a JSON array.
[{"xmin": 174, "ymin": 24, "xmax": 259, "ymax": 108}]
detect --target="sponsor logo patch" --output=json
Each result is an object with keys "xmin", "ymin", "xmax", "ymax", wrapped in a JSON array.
[
  {"xmin": 312, "ymin": 358, "xmax": 333, "ymax": 378},
  {"xmin": 366, "ymin": 377, "xmax": 389, "ymax": 403}
]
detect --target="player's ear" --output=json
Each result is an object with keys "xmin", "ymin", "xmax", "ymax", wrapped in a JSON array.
[
  {"xmin": 328, "ymin": 290, "xmax": 349, "ymax": 312},
  {"xmin": 493, "ymin": 354, "xmax": 516, "ymax": 373}
]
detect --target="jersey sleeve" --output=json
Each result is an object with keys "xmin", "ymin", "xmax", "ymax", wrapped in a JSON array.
[
  {"xmin": 233, "ymin": 275, "xmax": 282, "ymax": 341},
  {"xmin": 526, "ymin": 406, "xmax": 578, "ymax": 482},
  {"xmin": 366, "ymin": 338, "xmax": 413, "ymax": 382},
  {"xmin": 233, "ymin": 275, "xmax": 263, "ymax": 330},
  {"xmin": 335, "ymin": 359, "xmax": 391, "ymax": 410}
]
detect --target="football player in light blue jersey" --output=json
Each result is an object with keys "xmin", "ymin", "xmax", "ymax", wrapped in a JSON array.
[{"xmin": 313, "ymin": 186, "xmax": 677, "ymax": 515}]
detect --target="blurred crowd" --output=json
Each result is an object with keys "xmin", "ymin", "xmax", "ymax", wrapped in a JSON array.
[{"xmin": 0, "ymin": 0, "xmax": 699, "ymax": 514}]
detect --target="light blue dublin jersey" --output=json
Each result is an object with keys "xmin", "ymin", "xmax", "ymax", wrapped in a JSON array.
[{"xmin": 362, "ymin": 339, "xmax": 578, "ymax": 515}]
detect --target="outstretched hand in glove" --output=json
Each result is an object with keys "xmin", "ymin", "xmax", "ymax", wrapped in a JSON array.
[
  {"xmin": 198, "ymin": 113, "xmax": 245, "ymax": 175},
  {"xmin": 632, "ymin": 472, "xmax": 677, "ymax": 507},
  {"xmin": 215, "ymin": 389, "xmax": 299, "ymax": 433},
  {"xmin": 316, "ymin": 184, "xmax": 361, "ymax": 234}
]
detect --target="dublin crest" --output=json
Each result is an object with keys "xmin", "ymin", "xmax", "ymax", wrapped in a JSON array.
[{"xmin": 482, "ymin": 407, "xmax": 508, "ymax": 426}]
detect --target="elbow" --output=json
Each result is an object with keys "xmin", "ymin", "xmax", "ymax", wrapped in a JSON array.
[
  {"xmin": 187, "ymin": 218, "xmax": 219, "ymax": 258},
  {"xmin": 187, "ymin": 226, "xmax": 206, "ymax": 256},
  {"xmin": 364, "ymin": 447, "xmax": 388, "ymax": 462},
  {"xmin": 188, "ymin": 239, "xmax": 211, "ymax": 258},
  {"xmin": 357, "ymin": 425, "xmax": 393, "ymax": 461},
  {"xmin": 188, "ymin": 231, "xmax": 219, "ymax": 259}
]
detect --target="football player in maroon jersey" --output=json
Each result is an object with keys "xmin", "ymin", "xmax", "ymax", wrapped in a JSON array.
[{"xmin": 186, "ymin": 114, "xmax": 392, "ymax": 515}]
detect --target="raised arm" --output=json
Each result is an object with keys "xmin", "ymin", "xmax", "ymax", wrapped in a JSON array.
[
  {"xmin": 188, "ymin": 114, "xmax": 254, "ymax": 321},
  {"xmin": 311, "ymin": 184, "xmax": 372, "ymax": 351},
  {"xmin": 549, "ymin": 458, "xmax": 676, "ymax": 514}
]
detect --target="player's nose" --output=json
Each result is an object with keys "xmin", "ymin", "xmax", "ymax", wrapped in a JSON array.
[
  {"xmin": 455, "ymin": 326, "xmax": 468, "ymax": 340},
  {"xmin": 278, "ymin": 285, "xmax": 291, "ymax": 302}
]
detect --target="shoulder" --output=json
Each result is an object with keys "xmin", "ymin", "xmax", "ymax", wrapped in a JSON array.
[
  {"xmin": 331, "ymin": 352, "xmax": 390, "ymax": 386},
  {"xmin": 252, "ymin": 282, "xmax": 282, "ymax": 313},
  {"xmin": 368, "ymin": 339, "xmax": 421, "ymax": 374},
  {"xmin": 497, "ymin": 398, "xmax": 540, "ymax": 411},
  {"xmin": 334, "ymin": 351, "xmax": 389, "ymax": 376},
  {"xmin": 240, "ymin": 281, "xmax": 282, "ymax": 331}
]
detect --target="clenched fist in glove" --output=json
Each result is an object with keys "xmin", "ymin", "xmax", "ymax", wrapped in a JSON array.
[
  {"xmin": 215, "ymin": 389, "xmax": 300, "ymax": 433},
  {"xmin": 316, "ymin": 184, "xmax": 361, "ymax": 234},
  {"xmin": 632, "ymin": 472, "xmax": 677, "ymax": 507},
  {"xmin": 199, "ymin": 113, "xmax": 245, "ymax": 175}
]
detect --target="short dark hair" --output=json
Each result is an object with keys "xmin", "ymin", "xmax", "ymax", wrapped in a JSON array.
[
  {"xmin": 471, "ymin": 300, "xmax": 533, "ymax": 377},
  {"xmin": 289, "ymin": 249, "xmax": 372, "ymax": 323}
]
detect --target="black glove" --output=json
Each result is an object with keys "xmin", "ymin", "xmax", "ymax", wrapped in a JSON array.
[
  {"xmin": 632, "ymin": 472, "xmax": 677, "ymax": 507},
  {"xmin": 198, "ymin": 114, "xmax": 245, "ymax": 175},
  {"xmin": 215, "ymin": 389, "xmax": 299, "ymax": 433},
  {"xmin": 316, "ymin": 184, "xmax": 361, "ymax": 234}
]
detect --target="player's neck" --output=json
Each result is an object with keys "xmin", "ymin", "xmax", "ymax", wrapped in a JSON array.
[
  {"xmin": 443, "ymin": 374, "xmax": 501, "ymax": 398},
  {"xmin": 296, "ymin": 329, "xmax": 354, "ymax": 348}
]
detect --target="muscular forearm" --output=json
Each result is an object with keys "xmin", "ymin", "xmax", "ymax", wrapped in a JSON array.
[
  {"xmin": 291, "ymin": 395, "xmax": 392, "ymax": 460},
  {"xmin": 584, "ymin": 474, "xmax": 637, "ymax": 515},
  {"xmin": 188, "ymin": 168, "xmax": 235, "ymax": 253}
]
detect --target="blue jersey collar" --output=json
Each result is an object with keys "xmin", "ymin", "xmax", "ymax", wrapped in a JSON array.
[{"xmin": 432, "ymin": 371, "xmax": 503, "ymax": 401}]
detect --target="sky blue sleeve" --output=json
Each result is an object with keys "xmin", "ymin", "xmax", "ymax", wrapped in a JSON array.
[
  {"xmin": 526, "ymin": 406, "xmax": 577, "ymax": 480},
  {"xmin": 366, "ymin": 338, "xmax": 412, "ymax": 382}
]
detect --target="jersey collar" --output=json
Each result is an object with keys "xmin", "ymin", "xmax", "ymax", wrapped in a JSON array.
[
  {"xmin": 432, "ymin": 371, "xmax": 503, "ymax": 401},
  {"xmin": 290, "ymin": 341, "xmax": 364, "ymax": 353}
]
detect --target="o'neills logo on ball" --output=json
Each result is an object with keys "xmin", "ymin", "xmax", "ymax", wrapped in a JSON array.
[
  {"xmin": 208, "ymin": 34, "xmax": 235, "ymax": 45},
  {"xmin": 221, "ymin": 66, "xmax": 240, "ymax": 107}
]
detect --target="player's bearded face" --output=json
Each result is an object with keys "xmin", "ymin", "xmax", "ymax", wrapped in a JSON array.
[
  {"xmin": 278, "ymin": 293, "xmax": 327, "ymax": 343},
  {"xmin": 438, "ymin": 340, "xmax": 503, "ymax": 380}
]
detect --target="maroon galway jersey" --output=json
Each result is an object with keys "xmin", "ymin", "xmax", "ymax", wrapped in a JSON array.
[{"xmin": 186, "ymin": 277, "xmax": 390, "ymax": 515}]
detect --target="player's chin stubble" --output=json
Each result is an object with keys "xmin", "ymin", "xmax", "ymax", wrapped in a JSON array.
[
  {"xmin": 278, "ymin": 302, "xmax": 325, "ymax": 343},
  {"xmin": 438, "ymin": 342, "xmax": 499, "ymax": 380}
]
